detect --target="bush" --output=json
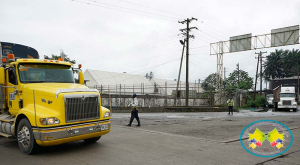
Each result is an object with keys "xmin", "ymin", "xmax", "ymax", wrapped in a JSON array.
[
  {"xmin": 255, "ymin": 95, "xmax": 266, "ymax": 107},
  {"xmin": 246, "ymin": 96, "xmax": 266, "ymax": 108}
]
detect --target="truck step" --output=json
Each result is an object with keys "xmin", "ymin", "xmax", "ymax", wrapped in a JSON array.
[
  {"xmin": 0, "ymin": 132, "xmax": 15, "ymax": 139},
  {"xmin": 0, "ymin": 114, "xmax": 15, "ymax": 122}
]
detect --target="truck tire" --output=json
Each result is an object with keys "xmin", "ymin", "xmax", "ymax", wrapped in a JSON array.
[
  {"xmin": 84, "ymin": 136, "xmax": 101, "ymax": 143},
  {"xmin": 17, "ymin": 118, "xmax": 39, "ymax": 154},
  {"xmin": 293, "ymin": 108, "xmax": 298, "ymax": 112}
]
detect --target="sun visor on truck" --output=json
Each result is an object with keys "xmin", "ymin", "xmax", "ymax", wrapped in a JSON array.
[{"xmin": 0, "ymin": 42, "xmax": 39, "ymax": 59}]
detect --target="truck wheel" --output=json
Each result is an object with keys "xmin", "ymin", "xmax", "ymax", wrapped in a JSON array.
[
  {"xmin": 293, "ymin": 108, "xmax": 298, "ymax": 112},
  {"xmin": 17, "ymin": 118, "xmax": 39, "ymax": 154},
  {"xmin": 84, "ymin": 136, "xmax": 101, "ymax": 143}
]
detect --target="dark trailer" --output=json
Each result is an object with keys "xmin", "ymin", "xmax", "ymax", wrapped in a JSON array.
[{"xmin": 0, "ymin": 42, "xmax": 39, "ymax": 59}]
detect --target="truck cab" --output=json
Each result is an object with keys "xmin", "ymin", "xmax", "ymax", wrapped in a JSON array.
[
  {"xmin": 0, "ymin": 43, "xmax": 111, "ymax": 154},
  {"xmin": 277, "ymin": 86, "xmax": 298, "ymax": 111}
]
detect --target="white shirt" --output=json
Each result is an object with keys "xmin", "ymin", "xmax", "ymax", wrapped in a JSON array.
[{"xmin": 129, "ymin": 97, "xmax": 138, "ymax": 107}]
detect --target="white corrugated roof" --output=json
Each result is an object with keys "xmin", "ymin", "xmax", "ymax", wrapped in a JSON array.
[
  {"xmin": 84, "ymin": 69, "xmax": 203, "ymax": 95},
  {"xmin": 84, "ymin": 69, "xmax": 152, "ymax": 85}
]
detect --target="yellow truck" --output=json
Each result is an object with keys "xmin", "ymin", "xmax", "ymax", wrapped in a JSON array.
[{"xmin": 0, "ymin": 42, "xmax": 111, "ymax": 154}]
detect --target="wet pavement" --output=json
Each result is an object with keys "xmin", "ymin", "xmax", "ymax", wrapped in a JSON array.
[{"xmin": 0, "ymin": 110, "xmax": 299, "ymax": 165}]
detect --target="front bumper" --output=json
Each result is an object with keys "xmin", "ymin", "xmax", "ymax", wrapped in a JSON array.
[
  {"xmin": 33, "ymin": 120, "xmax": 111, "ymax": 146},
  {"xmin": 278, "ymin": 105, "xmax": 297, "ymax": 109}
]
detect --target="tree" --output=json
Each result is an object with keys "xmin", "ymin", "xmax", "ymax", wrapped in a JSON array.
[
  {"xmin": 201, "ymin": 73, "xmax": 218, "ymax": 91},
  {"xmin": 225, "ymin": 69, "xmax": 253, "ymax": 93},
  {"xmin": 282, "ymin": 49, "xmax": 300, "ymax": 77},
  {"xmin": 264, "ymin": 49, "xmax": 300, "ymax": 79},
  {"xmin": 44, "ymin": 54, "xmax": 76, "ymax": 64},
  {"xmin": 264, "ymin": 49, "xmax": 285, "ymax": 79}
]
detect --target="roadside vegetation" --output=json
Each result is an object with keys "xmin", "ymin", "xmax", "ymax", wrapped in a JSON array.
[{"xmin": 201, "ymin": 49, "xmax": 300, "ymax": 108}]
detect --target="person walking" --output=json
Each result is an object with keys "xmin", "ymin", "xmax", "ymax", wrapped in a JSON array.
[
  {"xmin": 227, "ymin": 96, "xmax": 234, "ymax": 115},
  {"xmin": 126, "ymin": 93, "xmax": 141, "ymax": 127}
]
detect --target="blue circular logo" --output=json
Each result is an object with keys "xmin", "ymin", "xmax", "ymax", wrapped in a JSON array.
[{"xmin": 240, "ymin": 120, "xmax": 293, "ymax": 157}]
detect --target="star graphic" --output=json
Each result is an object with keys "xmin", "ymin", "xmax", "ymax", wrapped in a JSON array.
[
  {"xmin": 270, "ymin": 141, "xmax": 277, "ymax": 147},
  {"xmin": 255, "ymin": 141, "xmax": 262, "ymax": 147},
  {"xmin": 276, "ymin": 143, "xmax": 284, "ymax": 149},
  {"xmin": 276, "ymin": 138, "xmax": 283, "ymax": 143},
  {"xmin": 250, "ymin": 138, "xmax": 257, "ymax": 143},
  {"xmin": 249, "ymin": 143, "xmax": 257, "ymax": 149}
]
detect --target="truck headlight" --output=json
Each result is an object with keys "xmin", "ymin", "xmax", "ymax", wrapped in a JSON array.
[
  {"xmin": 39, "ymin": 117, "xmax": 60, "ymax": 125},
  {"xmin": 104, "ymin": 112, "xmax": 111, "ymax": 118}
]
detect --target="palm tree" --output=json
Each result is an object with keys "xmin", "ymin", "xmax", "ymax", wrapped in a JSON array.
[
  {"xmin": 282, "ymin": 49, "xmax": 300, "ymax": 77},
  {"xmin": 263, "ymin": 73, "xmax": 270, "ymax": 89},
  {"xmin": 264, "ymin": 49, "xmax": 285, "ymax": 79}
]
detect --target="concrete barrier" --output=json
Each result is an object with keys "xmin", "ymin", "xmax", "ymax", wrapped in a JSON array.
[{"xmin": 109, "ymin": 106, "xmax": 239, "ymax": 113}]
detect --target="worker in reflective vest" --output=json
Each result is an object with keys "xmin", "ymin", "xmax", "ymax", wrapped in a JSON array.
[
  {"xmin": 126, "ymin": 93, "xmax": 141, "ymax": 127},
  {"xmin": 227, "ymin": 96, "xmax": 234, "ymax": 115}
]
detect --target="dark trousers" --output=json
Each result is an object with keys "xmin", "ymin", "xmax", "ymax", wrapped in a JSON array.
[
  {"xmin": 228, "ymin": 106, "xmax": 233, "ymax": 114},
  {"xmin": 129, "ymin": 108, "xmax": 140, "ymax": 125}
]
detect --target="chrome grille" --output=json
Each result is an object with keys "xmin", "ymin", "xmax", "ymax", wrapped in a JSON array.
[
  {"xmin": 282, "ymin": 100, "xmax": 291, "ymax": 105},
  {"xmin": 65, "ymin": 95, "xmax": 99, "ymax": 122}
]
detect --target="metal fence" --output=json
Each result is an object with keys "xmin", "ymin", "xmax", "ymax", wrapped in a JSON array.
[{"xmin": 88, "ymin": 83, "xmax": 213, "ymax": 107}]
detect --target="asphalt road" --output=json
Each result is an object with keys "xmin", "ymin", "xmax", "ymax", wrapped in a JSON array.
[{"xmin": 0, "ymin": 110, "xmax": 299, "ymax": 165}]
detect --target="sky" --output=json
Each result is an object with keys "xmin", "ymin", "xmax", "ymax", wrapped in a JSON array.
[{"xmin": 1, "ymin": 0, "xmax": 300, "ymax": 88}]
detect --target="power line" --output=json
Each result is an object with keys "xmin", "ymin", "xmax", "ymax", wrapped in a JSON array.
[
  {"xmin": 79, "ymin": 35, "xmax": 178, "ymax": 62},
  {"xmin": 82, "ymin": 39, "xmax": 179, "ymax": 63},
  {"xmin": 194, "ymin": 31, "xmax": 216, "ymax": 42},
  {"xmin": 198, "ymin": 29, "xmax": 222, "ymax": 41},
  {"xmin": 101, "ymin": 49, "xmax": 182, "ymax": 70},
  {"xmin": 190, "ymin": 61, "xmax": 213, "ymax": 74},
  {"xmin": 115, "ymin": 0, "xmax": 186, "ymax": 18},
  {"xmin": 189, "ymin": 46, "xmax": 209, "ymax": 49},
  {"xmin": 89, "ymin": 57, "xmax": 181, "ymax": 82},
  {"xmin": 201, "ymin": 22, "xmax": 231, "ymax": 37},
  {"xmin": 225, "ymin": 52, "xmax": 256, "ymax": 67},
  {"xmin": 189, "ymin": 55, "xmax": 216, "ymax": 62},
  {"xmin": 87, "ymin": 0, "xmax": 179, "ymax": 19},
  {"xmin": 196, "ymin": 23, "xmax": 228, "ymax": 39},
  {"xmin": 72, "ymin": 0, "xmax": 178, "ymax": 22},
  {"xmin": 101, "ymin": 38, "xmax": 178, "ymax": 57}
]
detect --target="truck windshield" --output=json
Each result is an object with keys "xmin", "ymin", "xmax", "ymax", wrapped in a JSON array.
[
  {"xmin": 280, "ymin": 94, "xmax": 296, "ymax": 97},
  {"xmin": 18, "ymin": 63, "xmax": 75, "ymax": 83}
]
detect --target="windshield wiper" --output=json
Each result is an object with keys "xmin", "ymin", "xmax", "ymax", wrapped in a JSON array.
[
  {"xmin": 23, "ymin": 81, "xmax": 46, "ymax": 83},
  {"xmin": 59, "ymin": 81, "xmax": 74, "ymax": 83}
]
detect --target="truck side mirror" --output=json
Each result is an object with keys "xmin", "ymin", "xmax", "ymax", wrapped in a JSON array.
[
  {"xmin": 78, "ymin": 71, "xmax": 84, "ymax": 85},
  {"xmin": 0, "ymin": 67, "xmax": 4, "ymax": 85}
]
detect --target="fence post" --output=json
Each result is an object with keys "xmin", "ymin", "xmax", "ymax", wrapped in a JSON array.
[
  {"xmin": 165, "ymin": 81, "xmax": 167, "ymax": 106},
  {"xmin": 119, "ymin": 84, "xmax": 121, "ymax": 107},
  {"xmin": 141, "ymin": 83, "xmax": 143, "ymax": 107},
  {"xmin": 143, "ymin": 83, "xmax": 145, "ymax": 107},
  {"xmin": 124, "ymin": 84, "xmax": 126, "ymax": 106}
]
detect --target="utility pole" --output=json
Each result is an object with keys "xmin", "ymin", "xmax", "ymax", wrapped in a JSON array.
[
  {"xmin": 174, "ymin": 40, "xmax": 186, "ymax": 106},
  {"xmin": 179, "ymin": 17, "xmax": 198, "ymax": 107},
  {"xmin": 237, "ymin": 63, "xmax": 240, "ymax": 89},
  {"xmin": 255, "ymin": 51, "xmax": 267, "ymax": 96},
  {"xmin": 297, "ymin": 60, "xmax": 299, "ymax": 98},
  {"xmin": 254, "ymin": 54, "xmax": 260, "ymax": 100},
  {"xmin": 236, "ymin": 63, "xmax": 240, "ymax": 107}
]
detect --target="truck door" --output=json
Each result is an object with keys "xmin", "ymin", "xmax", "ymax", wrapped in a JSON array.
[{"xmin": 6, "ymin": 67, "xmax": 20, "ymax": 115}]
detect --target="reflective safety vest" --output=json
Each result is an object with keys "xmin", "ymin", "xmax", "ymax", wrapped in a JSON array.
[{"xmin": 228, "ymin": 99, "xmax": 233, "ymax": 106}]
